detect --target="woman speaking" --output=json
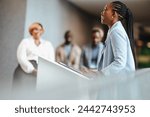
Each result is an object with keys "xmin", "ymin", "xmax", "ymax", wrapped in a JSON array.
[{"xmin": 98, "ymin": 1, "xmax": 136, "ymax": 76}]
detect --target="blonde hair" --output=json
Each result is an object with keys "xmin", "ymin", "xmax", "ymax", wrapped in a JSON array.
[{"xmin": 28, "ymin": 22, "xmax": 44, "ymax": 35}]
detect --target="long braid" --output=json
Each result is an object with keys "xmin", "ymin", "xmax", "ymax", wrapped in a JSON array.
[{"xmin": 111, "ymin": 1, "xmax": 136, "ymax": 68}]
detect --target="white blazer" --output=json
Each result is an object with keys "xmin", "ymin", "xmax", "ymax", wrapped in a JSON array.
[{"xmin": 98, "ymin": 21, "xmax": 135, "ymax": 75}]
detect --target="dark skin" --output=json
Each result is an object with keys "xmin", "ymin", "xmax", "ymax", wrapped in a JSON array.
[
  {"xmin": 81, "ymin": 3, "xmax": 120, "ymax": 76},
  {"xmin": 92, "ymin": 32, "xmax": 103, "ymax": 47},
  {"xmin": 64, "ymin": 32, "xmax": 72, "ymax": 45},
  {"xmin": 80, "ymin": 31, "xmax": 103, "ymax": 75},
  {"xmin": 101, "ymin": 3, "xmax": 119, "ymax": 28}
]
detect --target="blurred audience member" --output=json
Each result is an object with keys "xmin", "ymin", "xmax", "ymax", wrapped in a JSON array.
[
  {"xmin": 80, "ymin": 27, "xmax": 105, "ymax": 71},
  {"xmin": 13, "ymin": 22, "xmax": 54, "ymax": 90},
  {"xmin": 16, "ymin": 22, "xmax": 55, "ymax": 75},
  {"xmin": 55, "ymin": 30, "xmax": 81, "ymax": 69}
]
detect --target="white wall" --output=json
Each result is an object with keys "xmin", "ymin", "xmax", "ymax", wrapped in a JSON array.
[
  {"xmin": 0, "ymin": 0, "xmax": 26, "ymax": 90},
  {"xmin": 24, "ymin": 0, "xmax": 94, "ymax": 48}
]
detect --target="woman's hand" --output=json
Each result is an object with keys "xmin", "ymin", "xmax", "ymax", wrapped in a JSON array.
[{"xmin": 32, "ymin": 69, "xmax": 37, "ymax": 76}]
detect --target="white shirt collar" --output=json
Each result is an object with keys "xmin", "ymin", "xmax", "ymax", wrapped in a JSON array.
[{"xmin": 29, "ymin": 36, "xmax": 44, "ymax": 44}]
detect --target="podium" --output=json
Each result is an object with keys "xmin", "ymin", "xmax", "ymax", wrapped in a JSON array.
[
  {"xmin": 37, "ymin": 57, "xmax": 91, "ymax": 99},
  {"xmin": 32, "ymin": 57, "xmax": 150, "ymax": 100}
]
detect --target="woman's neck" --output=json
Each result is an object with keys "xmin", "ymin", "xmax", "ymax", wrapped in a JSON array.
[
  {"xmin": 108, "ymin": 19, "xmax": 118, "ymax": 29},
  {"xmin": 34, "ymin": 38, "xmax": 41, "ymax": 46}
]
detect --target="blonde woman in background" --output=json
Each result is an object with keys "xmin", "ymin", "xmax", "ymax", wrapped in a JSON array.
[{"xmin": 13, "ymin": 22, "xmax": 54, "ymax": 90}]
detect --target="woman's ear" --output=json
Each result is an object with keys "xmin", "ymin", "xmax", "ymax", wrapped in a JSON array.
[
  {"xmin": 112, "ymin": 11, "xmax": 119, "ymax": 20},
  {"xmin": 114, "ymin": 11, "xmax": 119, "ymax": 19},
  {"xmin": 111, "ymin": 10, "xmax": 115, "ymax": 19}
]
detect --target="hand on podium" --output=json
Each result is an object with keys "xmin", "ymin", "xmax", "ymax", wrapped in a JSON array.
[{"xmin": 32, "ymin": 69, "xmax": 37, "ymax": 76}]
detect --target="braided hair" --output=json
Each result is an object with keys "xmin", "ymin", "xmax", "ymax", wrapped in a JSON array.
[{"xmin": 111, "ymin": 1, "xmax": 136, "ymax": 67}]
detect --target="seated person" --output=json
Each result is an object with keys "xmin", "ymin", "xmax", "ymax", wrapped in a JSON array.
[
  {"xmin": 55, "ymin": 30, "xmax": 81, "ymax": 70},
  {"xmin": 80, "ymin": 27, "xmax": 105, "ymax": 71}
]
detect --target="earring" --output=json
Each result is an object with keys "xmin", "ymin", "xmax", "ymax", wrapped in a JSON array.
[{"xmin": 112, "ymin": 16, "xmax": 114, "ymax": 19}]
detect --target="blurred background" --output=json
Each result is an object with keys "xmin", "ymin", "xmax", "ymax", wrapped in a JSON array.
[{"xmin": 0, "ymin": 0, "xmax": 150, "ymax": 91}]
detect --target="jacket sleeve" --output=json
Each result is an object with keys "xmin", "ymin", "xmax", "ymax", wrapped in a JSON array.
[
  {"xmin": 17, "ymin": 40, "xmax": 35, "ymax": 73},
  {"xmin": 101, "ymin": 30, "xmax": 127, "ymax": 75}
]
